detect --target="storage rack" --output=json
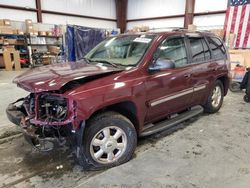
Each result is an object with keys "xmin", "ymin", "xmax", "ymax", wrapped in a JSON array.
[
  {"xmin": 0, "ymin": 33, "xmax": 28, "ymax": 67},
  {"xmin": 26, "ymin": 34, "xmax": 63, "ymax": 67},
  {"xmin": 0, "ymin": 33, "xmax": 64, "ymax": 68}
]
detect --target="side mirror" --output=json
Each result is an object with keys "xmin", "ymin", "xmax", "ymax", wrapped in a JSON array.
[{"xmin": 148, "ymin": 58, "xmax": 175, "ymax": 73}]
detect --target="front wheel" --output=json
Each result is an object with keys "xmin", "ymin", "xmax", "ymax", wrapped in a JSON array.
[
  {"xmin": 204, "ymin": 80, "xmax": 224, "ymax": 113},
  {"xmin": 79, "ymin": 111, "xmax": 137, "ymax": 170}
]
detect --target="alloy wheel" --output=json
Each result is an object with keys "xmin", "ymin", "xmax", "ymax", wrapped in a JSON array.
[
  {"xmin": 211, "ymin": 85, "xmax": 222, "ymax": 108},
  {"xmin": 90, "ymin": 126, "xmax": 128, "ymax": 164}
]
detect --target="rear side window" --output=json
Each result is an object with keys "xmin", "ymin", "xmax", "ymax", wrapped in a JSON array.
[
  {"xmin": 201, "ymin": 39, "xmax": 211, "ymax": 60},
  {"xmin": 189, "ymin": 38, "xmax": 206, "ymax": 63},
  {"xmin": 207, "ymin": 37, "xmax": 226, "ymax": 60}
]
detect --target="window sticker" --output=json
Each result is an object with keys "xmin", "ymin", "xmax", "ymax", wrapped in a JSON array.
[{"xmin": 133, "ymin": 37, "xmax": 152, "ymax": 43}]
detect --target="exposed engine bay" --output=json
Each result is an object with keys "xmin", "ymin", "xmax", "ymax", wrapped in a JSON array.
[
  {"xmin": 38, "ymin": 94, "xmax": 68, "ymax": 122},
  {"xmin": 6, "ymin": 92, "xmax": 77, "ymax": 152}
]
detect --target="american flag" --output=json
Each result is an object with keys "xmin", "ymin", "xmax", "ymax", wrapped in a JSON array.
[{"xmin": 224, "ymin": 0, "xmax": 250, "ymax": 49}]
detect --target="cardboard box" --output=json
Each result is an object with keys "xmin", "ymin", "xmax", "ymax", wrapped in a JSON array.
[
  {"xmin": 0, "ymin": 26, "xmax": 13, "ymax": 34},
  {"xmin": 229, "ymin": 50, "xmax": 250, "ymax": 69},
  {"xmin": 188, "ymin": 24, "xmax": 197, "ymax": 31},
  {"xmin": 38, "ymin": 31, "xmax": 46, "ymax": 36},
  {"xmin": 25, "ymin": 19, "xmax": 32, "ymax": 25},
  {"xmin": 12, "ymin": 29, "xmax": 18, "ymax": 34},
  {"xmin": 17, "ymin": 30, "xmax": 24, "ymax": 35},
  {"xmin": 42, "ymin": 56, "xmax": 50, "ymax": 65},
  {"xmin": 33, "ymin": 30, "xmax": 38, "ymax": 35},
  {"xmin": 13, "ymin": 29, "xmax": 24, "ymax": 35},
  {"xmin": 26, "ymin": 25, "xmax": 33, "ymax": 33},
  {"xmin": 230, "ymin": 50, "xmax": 250, "ymax": 68},
  {"xmin": 0, "ymin": 19, "xmax": 4, "ymax": 26},
  {"xmin": 3, "ymin": 19, "xmax": 11, "ymax": 26},
  {"xmin": 7, "ymin": 39, "xmax": 17, "ymax": 45},
  {"xmin": 48, "ymin": 46, "xmax": 60, "ymax": 54},
  {"xmin": 210, "ymin": 29, "xmax": 224, "ymax": 38},
  {"xmin": 46, "ymin": 31, "xmax": 53, "ymax": 36},
  {"xmin": 15, "ymin": 39, "xmax": 25, "ymax": 45},
  {"xmin": 230, "ymin": 53, "xmax": 245, "ymax": 70}
]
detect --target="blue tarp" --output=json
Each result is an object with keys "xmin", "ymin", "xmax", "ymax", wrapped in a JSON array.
[
  {"xmin": 66, "ymin": 25, "xmax": 76, "ymax": 61},
  {"xmin": 66, "ymin": 25, "xmax": 105, "ymax": 61}
]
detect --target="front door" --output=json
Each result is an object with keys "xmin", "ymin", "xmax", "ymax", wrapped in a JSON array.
[{"xmin": 145, "ymin": 36, "xmax": 194, "ymax": 123}]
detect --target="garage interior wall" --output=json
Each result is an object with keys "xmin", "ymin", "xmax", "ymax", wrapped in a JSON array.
[
  {"xmin": 194, "ymin": 0, "xmax": 228, "ymax": 29},
  {"xmin": 0, "ymin": 0, "xmax": 229, "ymax": 31},
  {"xmin": 127, "ymin": 0, "xmax": 185, "ymax": 29},
  {"xmin": 127, "ymin": 0, "xmax": 228, "ymax": 30},
  {"xmin": 0, "ymin": 0, "xmax": 117, "ymax": 29}
]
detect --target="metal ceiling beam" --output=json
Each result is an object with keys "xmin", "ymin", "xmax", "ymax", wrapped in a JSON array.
[
  {"xmin": 36, "ymin": 0, "xmax": 42, "ymax": 23},
  {"xmin": 0, "ymin": 4, "xmax": 37, "ymax": 12},
  {"xmin": 115, "ymin": 0, "xmax": 128, "ymax": 33},
  {"xmin": 184, "ymin": 0, "xmax": 195, "ymax": 28}
]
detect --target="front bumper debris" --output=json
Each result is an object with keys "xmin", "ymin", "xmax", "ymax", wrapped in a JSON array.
[
  {"xmin": 6, "ymin": 96, "xmax": 85, "ymax": 153},
  {"xmin": 6, "ymin": 101, "xmax": 25, "ymax": 126},
  {"xmin": 6, "ymin": 102, "xmax": 65, "ymax": 151}
]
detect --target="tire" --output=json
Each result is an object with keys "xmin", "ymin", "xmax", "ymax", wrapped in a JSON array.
[
  {"xmin": 78, "ymin": 111, "xmax": 137, "ymax": 170},
  {"xmin": 204, "ymin": 80, "xmax": 224, "ymax": 113},
  {"xmin": 244, "ymin": 95, "xmax": 250, "ymax": 103}
]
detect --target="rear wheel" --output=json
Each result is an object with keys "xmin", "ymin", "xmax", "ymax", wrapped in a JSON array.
[
  {"xmin": 79, "ymin": 111, "xmax": 137, "ymax": 170},
  {"xmin": 204, "ymin": 80, "xmax": 224, "ymax": 113}
]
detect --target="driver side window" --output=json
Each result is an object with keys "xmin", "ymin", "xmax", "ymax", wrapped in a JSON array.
[{"xmin": 157, "ymin": 37, "xmax": 188, "ymax": 68}]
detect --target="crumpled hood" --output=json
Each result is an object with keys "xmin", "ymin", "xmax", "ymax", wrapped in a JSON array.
[{"xmin": 13, "ymin": 61, "xmax": 122, "ymax": 93}]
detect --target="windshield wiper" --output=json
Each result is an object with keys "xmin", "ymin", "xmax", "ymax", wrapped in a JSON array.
[{"xmin": 89, "ymin": 59, "xmax": 119, "ymax": 68}]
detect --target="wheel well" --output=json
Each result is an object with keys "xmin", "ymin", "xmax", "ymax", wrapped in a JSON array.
[
  {"xmin": 88, "ymin": 101, "xmax": 139, "ymax": 134},
  {"xmin": 217, "ymin": 76, "xmax": 229, "ymax": 95}
]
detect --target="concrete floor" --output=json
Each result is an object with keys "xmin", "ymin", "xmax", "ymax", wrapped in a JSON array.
[{"xmin": 1, "ymin": 69, "xmax": 250, "ymax": 188}]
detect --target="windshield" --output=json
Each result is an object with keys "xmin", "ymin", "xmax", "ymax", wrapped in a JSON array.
[{"xmin": 85, "ymin": 34, "xmax": 156, "ymax": 67}]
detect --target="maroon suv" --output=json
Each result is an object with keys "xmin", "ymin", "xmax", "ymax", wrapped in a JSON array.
[{"xmin": 6, "ymin": 30, "xmax": 229, "ymax": 170}]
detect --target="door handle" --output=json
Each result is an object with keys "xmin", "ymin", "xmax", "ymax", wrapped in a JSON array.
[{"xmin": 184, "ymin": 74, "xmax": 191, "ymax": 78}]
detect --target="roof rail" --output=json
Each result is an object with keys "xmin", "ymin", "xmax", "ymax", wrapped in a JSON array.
[
  {"xmin": 148, "ymin": 27, "xmax": 185, "ymax": 32},
  {"xmin": 148, "ymin": 27, "xmax": 212, "ymax": 33}
]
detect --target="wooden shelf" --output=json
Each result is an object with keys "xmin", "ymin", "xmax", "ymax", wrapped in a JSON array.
[
  {"xmin": 29, "ymin": 44, "xmax": 61, "ymax": 46},
  {"xmin": 0, "ymin": 34, "xmax": 25, "ymax": 37},
  {"xmin": 0, "ymin": 43, "xmax": 26, "ymax": 46},
  {"xmin": 0, "ymin": 52, "xmax": 27, "ymax": 55},
  {"xmin": 30, "ymin": 35, "xmax": 63, "ymax": 38}
]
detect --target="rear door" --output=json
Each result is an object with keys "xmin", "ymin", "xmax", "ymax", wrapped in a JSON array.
[
  {"xmin": 186, "ymin": 35, "xmax": 213, "ymax": 105},
  {"xmin": 145, "ymin": 36, "xmax": 194, "ymax": 123}
]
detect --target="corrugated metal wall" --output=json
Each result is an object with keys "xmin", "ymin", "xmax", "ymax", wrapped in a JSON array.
[{"xmin": 0, "ymin": 0, "xmax": 116, "ymax": 29}]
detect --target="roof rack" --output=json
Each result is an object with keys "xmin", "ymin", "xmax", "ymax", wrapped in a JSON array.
[
  {"xmin": 148, "ymin": 27, "xmax": 185, "ymax": 32},
  {"xmin": 148, "ymin": 27, "xmax": 213, "ymax": 33}
]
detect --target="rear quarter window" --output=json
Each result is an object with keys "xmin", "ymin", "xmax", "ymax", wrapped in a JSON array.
[{"xmin": 207, "ymin": 37, "xmax": 227, "ymax": 60}]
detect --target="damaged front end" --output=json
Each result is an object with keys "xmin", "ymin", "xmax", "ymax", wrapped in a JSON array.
[{"xmin": 6, "ymin": 92, "xmax": 80, "ymax": 151}]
